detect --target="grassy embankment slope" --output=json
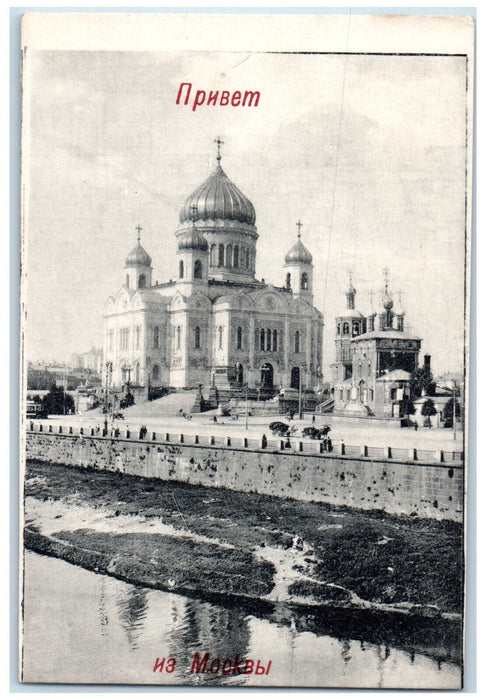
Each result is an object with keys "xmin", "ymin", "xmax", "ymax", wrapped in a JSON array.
[{"xmin": 24, "ymin": 460, "xmax": 463, "ymax": 615}]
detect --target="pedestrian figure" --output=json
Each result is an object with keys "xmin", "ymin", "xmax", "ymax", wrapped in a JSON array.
[
  {"xmin": 312, "ymin": 414, "xmax": 316, "ymax": 425},
  {"xmin": 414, "ymin": 421, "xmax": 418, "ymax": 431},
  {"xmin": 327, "ymin": 438, "xmax": 333, "ymax": 452},
  {"xmin": 213, "ymin": 415, "xmax": 218, "ymax": 423},
  {"xmin": 262, "ymin": 434, "xmax": 267, "ymax": 449}
]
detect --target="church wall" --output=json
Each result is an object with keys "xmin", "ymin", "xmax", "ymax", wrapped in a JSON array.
[{"xmin": 26, "ymin": 432, "xmax": 464, "ymax": 523}]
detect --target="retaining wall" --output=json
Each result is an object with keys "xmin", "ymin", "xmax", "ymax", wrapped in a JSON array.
[{"xmin": 25, "ymin": 430, "xmax": 464, "ymax": 522}]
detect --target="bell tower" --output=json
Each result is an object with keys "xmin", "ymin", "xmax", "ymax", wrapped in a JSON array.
[
  {"xmin": 124, "ymin": 226, "xmax": 152, "ymax": 290},
  {"xmin": 283, "ymin": 221, "xmax": 314, "ymax": 303}
]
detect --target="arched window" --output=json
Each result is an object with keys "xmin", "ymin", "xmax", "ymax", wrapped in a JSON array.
[
  {"xmin": 218, "ymin": 326, "xmax": 223, "ymax": 350},
  {"xmin": 179, "ymin": 260, "xmax": 184, "ymax": 279},
  {"xmin": 295, "ymin": 330, "xmax": 300, "ymax": 353},
  {"xmin": 260, "ymin": 328, "xmax": 265, "ymax": 351},
  {"xmin": 152, "ymin": 365, "xmax": 159, "ymax": 381},
  {"xmin": 138, "ymin": 274, "xmax": 146, "ymax": 289},
  {"xmin": 255, "ymin": 327, "xmax": 259, "ymax": 350},
  {"xmin": 397, "ymin": 316, "xmax": 404, "ymax": 331},
  {"xmin": 286, "ymin": 272, "xmax": 291, "ymax": 290},
  {"xmin": 273, "ymin": 329, "xmax": 278, "ymax": 352},
  {"xmin": 233, "ymin": 245, "xmax": 239, "ymax": 268},
  {"xmin": 135, "ymin": 326, "xmax": 140, "ymax": 349},
  {"xmin": 194, "ymin": 326, "xmax": 201, "ymax": 349},
  {"xmin": 236, "ymin": 326, "xmax": 243, "ymax": 350},
  {"xmin": 266, "ymin": 328, "xmax": 272, "ymax": 351},
  {"xmin": 218, "ymin": 244, "xmax": 225, "ymax": 266},
  {"xmin": 226, "ymin": 244, "xmax": 233, "ymax": 267},
  {"xmin": 153, "ymin": 326, "xmax": 159, "ymax": 349},
  {"xmin": 337, "ymin": 322, "xmax": 341, "ymax": 335},
  {"xmin": 343, "ymin": 322, "xmax": 349, "ymax": 335},
  {"xmin": 194, "ymin": 260, "xmax": 202, "ymax": 279},
  {"xmin": 352, "ymin": 321, "xmax": 360, "ymax": 337},
  {"xmin": 210, "ymin": 244, "xmax": 217, "ymax": 266},
  {"xmin": 301, "ymin": 272, "xmax": 309, "ymax": 290},
  {"xmin": 246, "ymin": 249, "xmax": 250, "ymax": 269},
  {"xmin": 125, "ymin": 274, "xmax": 129, "ymax": 288},
  {"xmin": 176, "ymin": 326, "xmax": 181, "ymax": 350}
]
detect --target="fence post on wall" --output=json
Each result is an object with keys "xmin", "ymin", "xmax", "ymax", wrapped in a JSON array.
[
  {"xmin": 227, "ymin": 437, "xmax": 231, "ymax": 447},
  {"xmin": 152, "ymin": 432, "xmax": 157, "ymax": 441},
  {"xmin": 361, "ymin": 445, "xmax": 368, "ymax": 457},
  {"xmin": 437, "ymin": 450, "xmax": 444, "ymax": 463},
  {"xmin": 244, "ymin": 437, "xmax": 248, "ymax": 448},
  {"xmin": 194, "ymin": 435, "xmax": 199, "ymax": 444},
  {"xmin": 180, "ymin": 434, "xmax": 184, "ymax": 443},
  {"xmin": 210, "ymin": 436, "xmax": 215, "ymax": 446},
  {"xmin": 340, "ymin": 441, "xmax": 345, "ymax": 456},
  {"xmin": 165, "ymin": 433, "xmax": 170, "ymax": 442},
  {"xmin": 409, "ymin": 448, "xmax": 417, "ymax": 461},
  {"xmin": 384, "ymin": 446, "xmax": 392, "ymax": 459}
]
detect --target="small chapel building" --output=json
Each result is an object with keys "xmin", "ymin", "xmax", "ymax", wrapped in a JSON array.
[
  {"xmin": 103, "ymin": 142, "xmax": 324, "ymax": 393},
  {"xmin": 331, "ymin": 273, "xmax": 422, "ymax": 419}
]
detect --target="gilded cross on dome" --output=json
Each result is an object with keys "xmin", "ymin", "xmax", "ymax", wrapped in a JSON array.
[
  {"xmin": 214, "ymin": 137, "xmax": 224, "ymax": 163},
  {"xmin": 382, "ymin": 266, "xmax": 390, "ymax": 290},
  {"xmin": 296, "ymin": 220, "xmax": 303, "ymax": 238},
  {"xmin": 135, "ymin": 225, "xmax": 143, "ymax": 242}
]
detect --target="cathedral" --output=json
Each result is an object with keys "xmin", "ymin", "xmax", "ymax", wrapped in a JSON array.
[
  {"xmin": 331, "ymin": 272, "xmax": 422, "ymax": 419},
  {"xmin": 103, "ymin": 142, "xmax": 323, "ymax": 393}
]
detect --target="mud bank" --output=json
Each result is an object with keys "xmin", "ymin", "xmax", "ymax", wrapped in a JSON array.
[{"xmin": 24, "ymin": 460, "xmax": 463, "ymax": 622}]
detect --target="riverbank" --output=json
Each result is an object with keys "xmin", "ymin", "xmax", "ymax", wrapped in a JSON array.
[{"xmin": 24, "ymin": 459, "xmax": 463, "ymax": 622}]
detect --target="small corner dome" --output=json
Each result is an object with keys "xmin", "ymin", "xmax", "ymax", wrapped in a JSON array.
[
  {"xmin": 179, "ymin": 165, "xmax": 256, "ymax": 226},
  {"xmin": 125, "ymin": 242, "xmax": 152, "ymax": 267},
  {"xmin": 177, "ymin": 227, "xmax": 208, "ymax": 251},
  {"xmin": 285, "ymin": 237, "xmax": 313, "ymax": 264}
]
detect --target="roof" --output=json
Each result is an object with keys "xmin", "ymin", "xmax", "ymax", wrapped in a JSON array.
[
  {"xmin": 125, "ymin": 241, "xmax": 152, "ymax": 267},
  {"xmin": 376, "ymin": 369, "xmax": 412, "ymax": 382},
  {"xmin": 350, "ymin": 330, "xmax": 421, "ymax": 342},
  {"xmin": 336, "ymin": 309, "xmax": 365, "ymax": 319},
  {"xmin": 180, "ymin": 165, "xmax": 256, "ymax": 226},
  {"xmin": 284, "ymin": 236, "xmax": 313, "ymax": 264}
]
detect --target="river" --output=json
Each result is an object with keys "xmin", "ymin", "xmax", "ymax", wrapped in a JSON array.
[{"xmin": 21, "ymin": 551, "xmax": 461, "ymax": 688}]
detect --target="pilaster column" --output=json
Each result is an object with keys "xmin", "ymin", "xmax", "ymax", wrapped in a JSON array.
[
  {"xmin": 249, "ymin": 314, "xmax": 255, "ymax": 369},
  {"xmin": 306, "ymin": 319, "xmax": 312, "ymax": 382},
  {"xmin": 284, "ymin": 318, "xmax": 290, "ymax": 369}
]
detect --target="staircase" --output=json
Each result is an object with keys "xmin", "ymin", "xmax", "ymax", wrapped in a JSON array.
[
  {"xmin": 316, "ymin": 397, "xmax": 334, "ymax": 414},
  {"xmin": 121, "ymin": 391, "xmax": 201, "ymax": 419}
]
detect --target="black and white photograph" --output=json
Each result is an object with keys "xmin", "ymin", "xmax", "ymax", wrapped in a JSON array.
[{"xmin": 19, "ymin": 12, "xmax": 473, "ymax": 688}]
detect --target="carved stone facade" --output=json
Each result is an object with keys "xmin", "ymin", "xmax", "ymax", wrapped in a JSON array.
[{"xmin": 103, "ymin": 148, "xmax": 323, "ymax": 391}]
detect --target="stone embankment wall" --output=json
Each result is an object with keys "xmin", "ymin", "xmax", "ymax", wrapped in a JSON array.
[{"xmin": 25, "ymin": 432, "xmax": 464, "ymax": 522}]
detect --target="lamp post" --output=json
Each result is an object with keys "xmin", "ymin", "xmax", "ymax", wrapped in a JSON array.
[
  {"xmin": 298, "ymin": 365, "xmax": 303, "ymax": 420},
  {"xmin": 452, "ymin": 380, "xmax": 457, "ymax": 442},
  {"xmin": 245, "ymin": 383, "xmax": 249, "ymax": 430}
]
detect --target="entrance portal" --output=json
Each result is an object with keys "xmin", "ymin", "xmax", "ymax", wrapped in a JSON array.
[
  {"xmin": 235, "ymin": 362, "xmax": 244, "ymax": 386},
  {"xmin": 290, "ymin": 366, "xmax": 300, "ymax": 390},
  {"xmin": 261, "ymin": 363, "xmax": 274, "ymax": 388}
]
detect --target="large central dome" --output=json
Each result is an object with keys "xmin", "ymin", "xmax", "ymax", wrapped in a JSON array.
[{"xmin": 179, "ymin": 165, "xmax": 256, "ymax": 226}]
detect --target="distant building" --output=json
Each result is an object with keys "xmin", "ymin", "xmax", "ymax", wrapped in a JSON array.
[
  {"xmin": 332, "ymin": 272, "xmax": 422, "ymax": 419},
  {"xmin": 70, "ymin": 348, "xmax": 103, "ymax": 374},
  {"xmin": 103, "ymin": 142, "xmax": 323, "ymax": 392}
]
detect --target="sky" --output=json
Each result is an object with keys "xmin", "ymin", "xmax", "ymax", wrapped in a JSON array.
[{"xmin": 23, "ymin": 48, "xmax": 468, "ymax": 377}]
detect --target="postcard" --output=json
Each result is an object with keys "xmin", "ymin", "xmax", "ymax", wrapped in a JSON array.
[{"xmin": 19, "ymin": 12, "xmax": 473, "ymax": 688}]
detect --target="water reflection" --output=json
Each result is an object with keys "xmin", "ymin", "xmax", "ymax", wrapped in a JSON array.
[
  {"xmin": 22, "ymin": 551, "xmax": 462, "ymax": 688},
  {"xmin": 166, "ymin": 601, "xmax": 251, "ymax": 686},
  {"xmin": 116, "ymin": 587, "xmax": 149, "ymax": 651}
]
